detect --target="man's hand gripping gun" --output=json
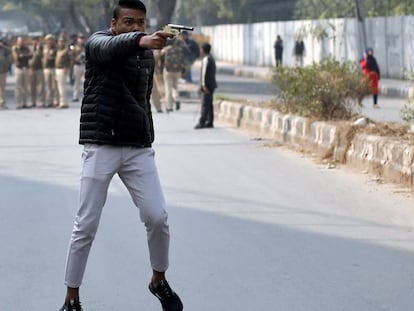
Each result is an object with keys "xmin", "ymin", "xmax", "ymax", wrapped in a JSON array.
[{"xmin": 162, "ymin": 24, "xmax": 194, "ymax": 36}]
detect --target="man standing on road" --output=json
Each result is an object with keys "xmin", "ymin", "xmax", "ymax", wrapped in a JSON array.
[
  {"xmin": 273, "ymin": 35, "xmax": 283, "ymax": 67},
  {"xmin": 180, "ymin": 30, "xmax": 199, "ymax": 83},
  {"xmin": 160, "ymin": 37, "xmax": 185, "ymax": 112},
  {"xmin": 42, "ymin": 34, "xmax": 58, "ymax": 108},
  {"xmin": 11, "ymin": 36, "xmax": 32, "ymax": 109},
  {"xmin": 28, "ymin": 37, "xmax": 45, "ymax": 108},
  {"xmin": 71, "ymin": 34, "xmax": 86, "ymax": 103},
  {"xmin": 293, "ymin": 39, "xmax": 305, "ymax": 67},
  {"xmin": 194, "ymin": 43, "xmax": 217, "ymax": 129},
  {"xmin": 55, "ymin": 36, "xmax": 71, "ymax": 109},
  {"xmin": 0, "ymin": 37, "xmax": 11, "ymax": 109},
  {"xmin": 59, "ymin": 1, "xmax": 183, "ymax": 311}
]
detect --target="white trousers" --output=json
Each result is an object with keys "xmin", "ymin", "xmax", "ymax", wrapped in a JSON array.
[
  {"xmin": 55, "ymin": 68, "xmax": 68, "ymax": 108},
  {"xmin": 15, "ymin": 67, "xmax": 30, "ymax": 108},
  {"xmin": 64, "ymin": 144, "xmax": 170, "ymax": 288},
  {"xmin": 163, "ymin": 70, "xmax": 180, "ymax": 110},
  {"xmin": 72, "ymin": 64, "xmax": 85, "ymax": 100}
]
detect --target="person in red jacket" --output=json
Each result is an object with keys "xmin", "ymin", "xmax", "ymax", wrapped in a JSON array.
[{"xmin": 359, "ymin": 48, "xmax": 381, "ymax": 108}]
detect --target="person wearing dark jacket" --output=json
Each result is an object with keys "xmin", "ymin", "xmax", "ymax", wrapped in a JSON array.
[
  {"xmin": 273, "ymin": 35, "xmax": 283, "ymax": 67},
  {"xmin": 359, "ymin": 47, "xmax": 381, "ymax": 108},
  {"xmin": 194, "ymin": 43, "xmax": 217, "ymax": 129},
  {"xmin": 58, "ymin": 1, "xmax": 183, "ymax": 311}
]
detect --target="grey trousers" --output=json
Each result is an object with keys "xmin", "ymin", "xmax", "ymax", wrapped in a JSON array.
[{"xmin": 64, "ymin": 144, "xmax": 170, "ymax": 288}]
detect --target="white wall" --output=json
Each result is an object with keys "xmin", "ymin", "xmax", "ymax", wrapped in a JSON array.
[{"xmin": 200, "ymin": 16, "xmax": 414, "ymax": 79}]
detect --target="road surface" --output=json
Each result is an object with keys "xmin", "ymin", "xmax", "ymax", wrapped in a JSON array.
[{"xmin": 1, "ymin": 104, "xmax": 414, "ymax": 310}]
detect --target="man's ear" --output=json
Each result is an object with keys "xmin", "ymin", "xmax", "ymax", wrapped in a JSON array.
[{"xmin": 111, "ymin": 18, "xmax": 117, "ymax": 35}]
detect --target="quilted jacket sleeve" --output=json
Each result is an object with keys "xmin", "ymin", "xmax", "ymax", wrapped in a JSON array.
[{"xmin": 86, "ymin": 30, "xmax": 146, "ymax": 63}]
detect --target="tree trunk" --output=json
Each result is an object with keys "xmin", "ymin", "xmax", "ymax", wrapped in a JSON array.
[
  {"xmin": 68, "ymin": 0, "xmax": 85, "ymax": 34},
  {"xmin": 155, "ymin": 0, "xmax": 177, "ymax": 30}
]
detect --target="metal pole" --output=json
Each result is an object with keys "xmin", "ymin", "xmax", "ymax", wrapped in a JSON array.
[{"xmin": 355, "ymin": 0, "xmax": 367, "ymax": 55}]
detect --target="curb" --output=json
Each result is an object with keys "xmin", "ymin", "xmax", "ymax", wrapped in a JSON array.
[
  {"xmin": 215, "ymin": 100, "xmax": 414, "ymax": 188},
  {"xmin": 378, "ymin": 84, "xmax": 414, "ymax": 99}
]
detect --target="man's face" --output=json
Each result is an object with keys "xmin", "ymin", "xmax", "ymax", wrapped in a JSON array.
[
  {"xmin": 58, "ymin": 39, "xmax": 65, "ymax": 48},
  {"xmin": 16, "ymin": 37, "xmax": 24, "ymax": 47},
  {"xmin": 111, "ymin": 8, "xmax": 146, "ymax": 35},
  {"xmin": 77, "ymin": 37, "xmax": 85, "ymax": 46}
]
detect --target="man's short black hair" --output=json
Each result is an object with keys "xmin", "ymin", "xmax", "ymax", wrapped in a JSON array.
[
  {"xmin": 113, "ymin": 0, "xmax": 147, "ymax": 20},
  {"xmin": 202, "ymin": 43, "xmax": 211, "ymax": 54}
]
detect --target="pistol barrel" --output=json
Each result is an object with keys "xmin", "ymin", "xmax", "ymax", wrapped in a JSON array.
[{"xmin": 167, "ymin": 24, "xmax": 194, "ymax": 31}]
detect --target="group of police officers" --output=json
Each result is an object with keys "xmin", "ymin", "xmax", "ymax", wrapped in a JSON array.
[
  {"xmin": 0, "ymin": 33, "xmax": 86, "ymax": 110},
  {"xmin": 0, "ymin": 30, "xmax": 205, "ymax": 115}
]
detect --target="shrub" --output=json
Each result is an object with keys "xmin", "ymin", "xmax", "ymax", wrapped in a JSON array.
[
  {"xmin": 400, "ymin": 72, "xmax": 414, "ymax": 123},
  {"xmin": 271, "ymin": 58, "xmax": 369, "ymax": 120}
]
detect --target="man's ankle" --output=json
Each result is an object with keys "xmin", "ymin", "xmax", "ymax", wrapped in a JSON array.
[
  {"xmin": 151, "ymin": 270, "xmax": 166, "ymax": 287},
  {"xmin": 65, "ymin": 287, "xmax": 80, "ymax": 303}
]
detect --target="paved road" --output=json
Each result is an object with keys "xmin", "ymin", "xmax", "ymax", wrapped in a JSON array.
[{"xmin": 1, "ymin": 103, "xmax": 414, "ymax": 310}]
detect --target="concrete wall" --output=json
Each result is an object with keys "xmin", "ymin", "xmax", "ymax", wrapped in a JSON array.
[{"xmin": 200, "ymin": 16, "xmax": 414, "ymax": 79}]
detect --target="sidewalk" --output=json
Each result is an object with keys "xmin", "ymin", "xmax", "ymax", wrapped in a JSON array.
[{"xmin": 209, "ymin": 61, "xmax": 414, "ymax": 99}]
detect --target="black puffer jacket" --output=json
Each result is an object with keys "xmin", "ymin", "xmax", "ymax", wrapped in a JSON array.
[{"xmin": 79, "ymin": 29, "xmax": 155, "ymax": 147}]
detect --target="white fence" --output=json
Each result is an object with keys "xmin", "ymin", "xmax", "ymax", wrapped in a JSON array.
[{"xmin": 200, "ymin": 16, "xmax": 414, "ymax": 79}]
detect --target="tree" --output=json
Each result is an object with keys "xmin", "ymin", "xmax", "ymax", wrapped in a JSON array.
[
  {"xmin": 295, "ymin": 0, "xmax": 414, "ymax": 19},
  {"xmin": 175, "ymin": 0, "xmax": 296, "ymax": 26},
  {"xmin": 0, "ymin": 0, "xmax": 176, "ymax": 35},
  {"xmin": 154, "ymin": 0, "xmax": 176, "ymax": 30}
]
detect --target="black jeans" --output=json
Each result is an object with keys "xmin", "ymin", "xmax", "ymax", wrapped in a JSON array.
[{"xmin": 199, "ymin": 91, "xmax": 214, "ymax": 126}]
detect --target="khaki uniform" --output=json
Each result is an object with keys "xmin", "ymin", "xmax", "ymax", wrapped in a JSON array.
[
  {"xmin": 71, "ymin": 44, "xmax": 85, "ymax": 101},
  {"xmin": 29, "ymin": 44, "xmax": 45, "ymax": 107},
  {"xmin": 160, "ymin": 43, "xmax": 184, "ymax": 111},
  {"xmin": 150, "ymin": 50, "xmax": 164, "ymax": 112},
  {"xmin": 55, "ymin": 47, "xmax": 71, "ymax": 108},
  {"xmin": 42, "ymin": 45, "xmax": 58, "ymax": 107},
  {"xmin": 12, "ymin": 45, "xmax": 32, "ymax": 108}
]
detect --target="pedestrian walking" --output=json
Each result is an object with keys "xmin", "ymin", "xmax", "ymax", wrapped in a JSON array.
[
  {"xmin": 294, "ymin": 39, "xmax": 305, "ymax": 67},
  {"xmin": 58, "ymin": 1, "xmax": 183, "ymax": 310},
  {"xmin": 359, "ymin": 47, "xmax": 381, "ymax": 108},
  {"xmin": 28, "ymin": 37, "xmax": 45, "ymax": 108},
  {"xmin": 194, "ymin": 43, "xmax": 217, "ymax": 129},
  {"xmin": 71, "ymin": 34, "xmax": 86, "ymax": 102},
  {"xmin": 273, "ymin": 35, "xmax": 283, "ymax": 67},
  {"xmin": 180, "ymin": 30, "xmax": 199, "ymax": 83},
  {"xmin": 160, "ymin": 37, "xmax": 185, "ymax": 112},
  {"xmin": 0, "ymin": 37, "xmax": 11, "ymax": 109},
  {"xmin": 55, "ymin": 37, "xmax": 71, "ymax": 108},
  {"xmin": 43, "ymin": 34, "xmax": 58, "ymax": 107},
  {"xmin": 12, "ymin": 36, "xmax": 32, "ymax": 109}
]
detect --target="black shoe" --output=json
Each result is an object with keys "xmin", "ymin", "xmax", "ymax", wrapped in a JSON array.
[
  {"xmin": 59, "ymin": 299, "xmax": 82, "ymax": 311},
  {"xmin": 175, "ymin": 101, "xmax": 181, "ymax": 110},
  {"xmin": 194, "ymin": 123, "xmax": 205, "ymax": 129},
  {"xmin": 149, "ymin": 280, "xmax": 183, "ymax": 311},
  {"xmin": 204, "ymin": 123, "xmax": 214, "ymax": 128},
  {"xmin": 71, "ymin": 98, "xmax": 79, "ymax": 102}
]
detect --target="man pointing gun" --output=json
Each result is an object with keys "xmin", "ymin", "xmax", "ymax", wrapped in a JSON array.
[{"xmin": 58, "ymin": 1, "xmax": 183, "ymax": 311}]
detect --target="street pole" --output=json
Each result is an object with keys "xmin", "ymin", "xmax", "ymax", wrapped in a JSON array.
[{"xmin": 355, "ymin": 0, "xmax": 367, "ymax": 55}]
